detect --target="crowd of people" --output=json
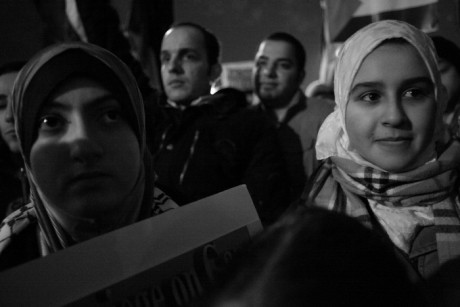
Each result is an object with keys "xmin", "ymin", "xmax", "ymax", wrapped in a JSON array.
[{"xmin": 0, "ymin": 6, "xmax": 460, "ymax": 306}]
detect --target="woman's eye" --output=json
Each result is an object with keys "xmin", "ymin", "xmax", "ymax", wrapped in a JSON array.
[
  {"xmin": 403, "ymin": 88, "xmax": 424, "ymax": 99},
  {"xmin": 360, "ymin": 92, "xmax": 380, "ymax": 102},
  {"xmin": 38, "ymin": 115, "xmax": 66, "ymax": 131},
  {"xmin": 102, "ymin": 109, "xmax": 121, "ymax": 123}
]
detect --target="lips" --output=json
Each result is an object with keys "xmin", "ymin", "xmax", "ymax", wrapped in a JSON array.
[
  {"xmin": 4, "ymin": 129, "xmax": 16, "ymax": 137},
  {"xmin": 259, "ymin": 82, "xmax": 277, "ymax": 88},
  {"xmin": 168, "ymin": 79, "xmax": 185, "ymax": 87},
  {"xmin": 376, "ymin": 136, "xmax": 412, "ymax": 142},
  {"xmin": 69, "ymin": 171, "xmax": 110, "ymax": 185},
  {"xmin": 375, "ymin": 136, "xmax": 412, "ymax": 146}
]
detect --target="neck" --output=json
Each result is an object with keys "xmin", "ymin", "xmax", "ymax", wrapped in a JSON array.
[{"xmin": 269, "ymin": 91, "xmax": 300, "ymax": 122}]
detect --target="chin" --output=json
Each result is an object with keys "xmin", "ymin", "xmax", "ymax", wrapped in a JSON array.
[{"xmin": 376, "ymin": 160, "xmax": 422, "ymax": 173}]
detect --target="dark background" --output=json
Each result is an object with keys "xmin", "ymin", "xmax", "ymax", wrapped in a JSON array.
[{"xmin": 0, "ymin": 0, "xmax": 459, "ymax": 89}]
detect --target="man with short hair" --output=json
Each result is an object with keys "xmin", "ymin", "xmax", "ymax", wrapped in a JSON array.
[
  {"xmin": 252, "ymin": 32, "xmax": 334, "ymax": 200},
  {"xmin": 160, "ymin": 22, "xmax": 222, "ymax": 106},
  {"xmin": 148, "ymin": 23, "xmax": 289, "ymax": 225}
]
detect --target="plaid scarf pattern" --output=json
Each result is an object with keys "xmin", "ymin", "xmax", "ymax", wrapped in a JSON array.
[
  {"xmin": 0, "ymin": 187, "xmax": 178, "ymax": 257},
  {"xmin": 307, "ymin": 156, "xmax": 460, "ymax": 265}
]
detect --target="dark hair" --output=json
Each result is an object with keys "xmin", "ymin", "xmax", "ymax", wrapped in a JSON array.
[
  {"xmin": 0, "ymin": 61, "xmax": 26, "ymax": 77},
  {"xmin": 265, "ymin": 32, "xmax": 306, "ymax": 71},
  {"xmin": 431, "ymin": 36, "xmax": 460, "ymax": 74},
  {"xmin": 208, "ymin": 206, "xmax": 425, "ymax": 307},
  {"xmin": 170, "ymin": 22, "xmax": 221, "ymax": 66}
]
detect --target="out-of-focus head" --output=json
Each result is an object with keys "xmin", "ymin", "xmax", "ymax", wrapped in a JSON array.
[
  {"xmin": 316, "ymin": 20, "xmax": 445, "ymax": 173},
  {"xmin": 431, "ymin": 36, "xmax": 460, "ymax": 113},
  {"xmin": 305, "ymin": 79, "xmax": 334, "ymax": 101},
  {"xmin": 0, "ymin": 61, "xmax": 25, "ymax": 153},
  {"xmin": 12, "ymin": 42, "xmax": 146, "ymax": 245},
  {"xmin": 253, "ymin": 32, "xmax": 305, "ymax": 109},
  {"xmin": 210, "ymin": 207, "xmax": 420, "ymax": 307},
  {"xmin": 160, "ymin": 22, "xmax": 222, "ymax": 105}
]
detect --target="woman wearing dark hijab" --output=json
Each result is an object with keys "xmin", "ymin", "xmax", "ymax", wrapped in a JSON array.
[{"xmin": 0, "ymin": 42, "xmax": 177, "ymax": 270}]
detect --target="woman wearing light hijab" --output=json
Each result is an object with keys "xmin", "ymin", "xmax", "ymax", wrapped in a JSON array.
[
  {"xmin": 300, "ymin": 20, "xmax": 460, "ymax": 283},
  {"xmin": 0, "ymin": 42, "xmax": 177, "ymax": 270}
]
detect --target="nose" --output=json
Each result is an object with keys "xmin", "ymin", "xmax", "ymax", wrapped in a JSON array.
[
  {"xmin": 166, "ymin": 55, "xmax": 183, "ymax": 74},
  {"xmin": 262, "ymin": 63, "xmax": 276, "ymax": 78},
  {"xmin": 67, "ymin": 119, "xmax": 103, "ymax": 164},
  {"xmin": 381, "ymin": 95, "xmax": 408, "ymax": 127}
]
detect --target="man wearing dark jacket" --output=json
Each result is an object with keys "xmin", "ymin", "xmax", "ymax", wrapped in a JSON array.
[
  {"xmin": 148, "ymin": 22, "xmax": 289, "ymax": 224},
  {"xmin": 252, "ymin": 32, "xmax": 334, "ymax": 201}
]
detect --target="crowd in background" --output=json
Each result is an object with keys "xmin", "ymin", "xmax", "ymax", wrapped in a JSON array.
[{"xmin": 1, "ymin": 2, "xmax": 460, "ymax": 306}]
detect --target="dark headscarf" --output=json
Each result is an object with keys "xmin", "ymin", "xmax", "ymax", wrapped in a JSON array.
[{"xmin": 11, "ymin": 42, "xmax": 154, "ymax": 252}]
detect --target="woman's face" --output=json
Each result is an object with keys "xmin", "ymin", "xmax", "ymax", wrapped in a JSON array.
[
  {"xmin": 0, "ymin": 71, "xmax": 20, "ymax": 153},
  {"xmin": 438, "ymin": 58, "xmax": 460, "ymax": 113},
  {"xmin": 30, "ymin": 77, "xmax": 141, "ymax": 219},
  {"xmin": 346, "ymin": 42, "xmax": 437, "ymax": 172}
]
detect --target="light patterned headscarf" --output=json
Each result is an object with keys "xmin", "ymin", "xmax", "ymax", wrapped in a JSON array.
[
  {"xmin": 316, "ymin": 20, "xmax": 446, "ymax": 168},
  {"xmin": 307, "ymin": 21, "xmax": 460, "ymax": 268}
]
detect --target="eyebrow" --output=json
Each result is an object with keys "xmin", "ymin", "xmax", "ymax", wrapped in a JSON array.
[
  {"xmin": 256, "ymin": 55, "xmax": 294, "ymax": 63},
  {"xmin": 44, "ymin": 93, "xmax": 118, "ymax": 111},
  {"xmin": 351, "ymin": 76, "xmax": 433, "ymax": 93}
]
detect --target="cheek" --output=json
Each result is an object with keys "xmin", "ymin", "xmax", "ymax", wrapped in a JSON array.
[
  {"xmin": 30, "ymin": 140, "xmax": 64, "ymax": 196},
  {"xmin": 190, "ymin": 63, "xmax": 210, "ymax": 80},
  {"xmin": 252, "ymin": 67, "xmax": 260, "ymax": 84},
  {"xmin": 0, "ymin": 111, "xmax": 7, "ymax": 131},
  {"xmin": 160, "ymin": 68, "xmax": 168, "ymax": 84},
  {"xmin": 110, "ymin": 130, "xmax": 141, "ymax": 184},
  {"xmin": 283, "ymin": 71, "xmax": 298, "ymax": 82},
  {"xmin": 345, "ymin": 103, "xmax": 374, "ymax": 146},
  {"xmin": 278, "ymin": 72, "xmax": 301, "ymax": 95},
  {"xmin": 411, "ymin": 102, "xmax": 437, "ymax": 140}
]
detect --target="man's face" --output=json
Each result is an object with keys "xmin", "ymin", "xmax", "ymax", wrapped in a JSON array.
[
  {"xmin": 160, "ymin": 26, "xmax": 214, "ymax": 105},
  {"xmin": 253, "ymin": 40, "xmax": 304, "ymax": 109}
]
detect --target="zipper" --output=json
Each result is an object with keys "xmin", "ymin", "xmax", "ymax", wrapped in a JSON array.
[{"xmin": 179, "ymin": 130, "xmax": 200, "ymax": 185}]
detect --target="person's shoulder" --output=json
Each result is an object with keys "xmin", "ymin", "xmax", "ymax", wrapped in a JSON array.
[
  {"xmin": 305, "ymin": 95, "xmax": 335, "ymax": 114},
  {"xmin": 0, "ymin": 203, "xmax": 36, "ymax": 253},
  {"xmin": 289, "ymin": 94, "xmax": 334, "ymax": 128},
  {"xmin": 208, "ymin": 88, "xmax": 249, "ymax": 116},
  {"xmin": 151, "ymin": 186, "xmax": 179, "ymax": 216},
  {"xmin": 0, "ymin": 203, "xmax": 40, "ymax": 271}
]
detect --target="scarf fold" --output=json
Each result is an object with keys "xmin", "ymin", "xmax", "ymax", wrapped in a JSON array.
[
  {"xmin": 311, "ymin": 154, "xmax": 460, "ymax": 264},
  {"xmin": 308, "ymin": 19, "xmax": 460, "ymax": 267}
]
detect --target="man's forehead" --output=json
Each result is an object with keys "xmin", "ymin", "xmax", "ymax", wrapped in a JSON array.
[
  {"xmin": 255, "ymin": 40, "xmax": 296, "ymax": 60},
  {"xmin": 161, "ymin": 26, "xmax": 206, "ymax": 52}
]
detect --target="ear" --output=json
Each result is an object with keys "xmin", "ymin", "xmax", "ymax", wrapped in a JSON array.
[{"xmin": 209, "ymin": 63, "xmax": 222, "ymax": 83}]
